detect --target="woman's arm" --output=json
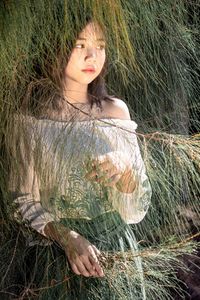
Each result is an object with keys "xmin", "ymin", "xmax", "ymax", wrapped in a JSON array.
[
  {"xmin": 9, "ymin": 117, "xmax": 56, "ymax": 237},
  {"xmin": 112, "ymin": 133, "xmax": 152, "ymax": 224},
  {"xmin": 85, "ymin": 98, "xmax": 151, "ymax": 222},
  {"xmin": 10, "ymin": 116, "xmax": 104, "ymax": 277}
]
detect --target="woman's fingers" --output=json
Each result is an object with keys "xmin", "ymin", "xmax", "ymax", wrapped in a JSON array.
[
  {"xmin": 93, "ymin": 159, "xmax": 110, "ymax": 170},
  {"xmin": 88, "ymin": 252, "xmax": 104, "ymax": 277},
  {"xmin": 85, "ymin": 159, "xmax": 114, "ymax": 180},
  {"xmin": 88, "ymin": 252, "xmax": 98, "ymax": 265},
  {"xmin": 70, "ymin": 255, "xmax": 101, "ymax": 277},
  {"xmin": 75, "ymin": 257, "xmax": 91, "ymax": 277},
  {"xmin": 104, "ymin": 174, "xmax": 122, "ymax": 186},
  {"xmin": 91, "ymin": 246, "xmax": 105, "ymax": 277},
  {"xmin": 66, "ymin": 238, "xmax": 104, "ymax": 278},
  {"xmin": 82, "ymin": 247, "xmax": 104, "ymax": 277},
  {"xmin": 92, "ymin": 245, "xmax": 101, "ymax": 256},
  {"xmin": 96, "ymin": 172, "xmax": 121, "ymax": 186},
  {"xmin": 102, "ymin": 168, "xmax": 120, "ymax": 182},
  {"xmin": 93, "ymin": 261, "xmax": 105, "ymax": 277},
  {"xmin": 70, "ymin": 262, "xmax": 81, "ymax": 276},
  {"xmin": 86, "ymin": 167, "xmax": 120, "ymax": 183},
  {"xmin": 81, "ymin": 255, "xmax": 96, "ymax": 275}
]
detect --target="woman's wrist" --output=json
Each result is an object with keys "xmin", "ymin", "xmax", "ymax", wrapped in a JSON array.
[{"xmin": 43, "ymin": 221, "xmax": 74, "ymax": 248}]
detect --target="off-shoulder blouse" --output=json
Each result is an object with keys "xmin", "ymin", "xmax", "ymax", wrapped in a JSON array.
[{"xmin": 13, "ymin": 117, "xmax": 152, "ymax": 238}]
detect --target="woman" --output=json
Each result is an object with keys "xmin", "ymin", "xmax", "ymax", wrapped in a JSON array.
[{"xmin": 10, "ymin": 21, "xmax": 152, "ymax": 299}]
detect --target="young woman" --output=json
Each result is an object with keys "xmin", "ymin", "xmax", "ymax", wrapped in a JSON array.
[{"xmin": 11, "ymin": 21, "xmax": 152, "ymax": 299}]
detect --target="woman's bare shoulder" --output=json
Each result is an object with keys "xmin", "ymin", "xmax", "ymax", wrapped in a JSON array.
[{"xmin": 101, "ymin": 98, "xmax": 131, "ymax": 120}]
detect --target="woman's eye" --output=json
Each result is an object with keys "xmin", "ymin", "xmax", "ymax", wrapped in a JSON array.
[
  {"xmin": 75, "ymin": 44, "xmax": 85, "ymax": 49},
  {"xmin": 74, "ymin": 43, "xmax": 105, "ymax": 50},
  {"xmin": 96, "ymin": 44, "xmax": 105, "ymax": 50}
]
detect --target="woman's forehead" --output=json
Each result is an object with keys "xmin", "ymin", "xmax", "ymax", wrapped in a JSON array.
[{"xmin": 78, "ymin": 22, "xmax": 105, "ymax": 41}]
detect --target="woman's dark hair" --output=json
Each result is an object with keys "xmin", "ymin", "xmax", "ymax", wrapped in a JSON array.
[{"xmin": 22, "ymin": 19, "xmax": 114, "ymax": 117}]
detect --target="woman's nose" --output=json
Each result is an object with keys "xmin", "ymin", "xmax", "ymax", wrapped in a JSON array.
[{"xmin": 85, "ymin": 48, "xmax": 97, "ymax": 61}]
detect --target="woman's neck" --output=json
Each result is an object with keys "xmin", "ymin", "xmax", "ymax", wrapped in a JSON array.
[{"xmin": 63, "ymin": 79, "xmax": 89, "ymax": 104}]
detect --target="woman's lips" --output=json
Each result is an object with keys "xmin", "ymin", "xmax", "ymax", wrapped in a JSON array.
[
  {"xmin": 82, "ymin": 69, "xmax": 95, "ymax": 73},
  {"xmin": 81, "ymin": 68, "xmax": 96, "ymax": 73}
]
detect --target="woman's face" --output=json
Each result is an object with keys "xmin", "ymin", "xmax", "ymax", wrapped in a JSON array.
[{"xmin": 64, "ymin": 22, "xmax": 106, "ymax": 86}]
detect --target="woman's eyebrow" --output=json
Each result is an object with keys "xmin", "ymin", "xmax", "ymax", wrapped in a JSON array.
[
  {"xmin": 77, "ymin": 37, "xmax": 105, "ymax": 42},
  {"xmin": 97, "ymin": 38, "xmax": 105, "ymax": 42}
]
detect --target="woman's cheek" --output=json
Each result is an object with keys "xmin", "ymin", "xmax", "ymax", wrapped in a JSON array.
[{"xmin": 100, "ymin": 53, "xmax": 106, "ymax": 69}]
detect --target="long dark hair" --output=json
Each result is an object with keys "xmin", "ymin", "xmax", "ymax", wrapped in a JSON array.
[{"xmin": 21, "ymin": 20, "xmax": 114, "ymax": 117}]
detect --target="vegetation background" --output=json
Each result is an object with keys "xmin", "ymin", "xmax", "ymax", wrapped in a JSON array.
[{"xmin": 0, "ymin": 1, "xmax": 199, "ymax": 299}]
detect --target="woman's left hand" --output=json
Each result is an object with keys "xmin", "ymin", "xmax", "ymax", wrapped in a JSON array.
[{"xmin": 84, "ymin": 151, "xmax": 131, "ymax": 187}]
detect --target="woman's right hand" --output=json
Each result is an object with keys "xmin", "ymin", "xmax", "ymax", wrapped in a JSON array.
[
  {"xmin": 63, "ymin": 230, "xmax": 105, "ymax": 278},
  {"xmin": 44, "ymin": 222, "xmax": 104, "ymax": 278}
]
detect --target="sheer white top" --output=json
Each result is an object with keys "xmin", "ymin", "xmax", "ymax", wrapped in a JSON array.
[{"xmin": 12, "ymin": 117, "xmax": 152, "ymax": 237}]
